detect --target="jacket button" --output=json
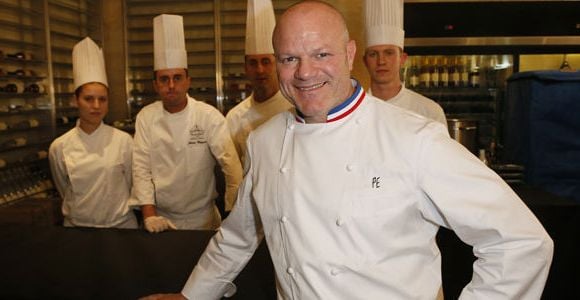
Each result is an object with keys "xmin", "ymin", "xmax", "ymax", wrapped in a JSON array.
[
  {"xmin": 287, "ymin": 267, "xmax": 295, "ymax": 275},
  {"xmin": 346, "ymin": 164, "xmax": 354, "ymax": 172},
  {"xmin": 287, "ymin": 124, "xmax": 295, "ymax": 130},
  {"xmin": 280, "ymin": 167, "xmax": 288, "ymax": 173},
  {"xmin": 336, "ymin": 218, "xmax": 344, "ymax": 226},
  {"xmin": 330, "ymin": 268, "xmax": 339, "ymax": 276},
  {"xmin": 281, "ymin": 216, "xmax": 288, "ymax": 223}
]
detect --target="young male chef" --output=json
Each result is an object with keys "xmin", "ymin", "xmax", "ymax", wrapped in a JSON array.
[
  {"xmin": 131, "ymin": 14, "xmax": 242, "ymax": 233},
  {"xmin": 363, "ymin": 0, "xmax": 446, "ymax": 125},
  {"xmin": 141, "ymin": 1, "xmax": 552, "ymax": 299},
  {"xmin": 226, "ymin": 0, "xmax": 293, "ymax": 164}
]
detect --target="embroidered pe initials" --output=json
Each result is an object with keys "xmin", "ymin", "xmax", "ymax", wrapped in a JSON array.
[{"xmin": 372, "ymin": 177, "xmax": 381, "ymax": 188}]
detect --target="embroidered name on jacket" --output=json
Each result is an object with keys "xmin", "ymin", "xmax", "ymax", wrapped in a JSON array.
[
  {"xmin": 372, "ymin": 176, "xmax": 381, "ymax": 188},
  {"xmin": 188, "ymin": 125, "xmax": 206, "ymax": 145}
]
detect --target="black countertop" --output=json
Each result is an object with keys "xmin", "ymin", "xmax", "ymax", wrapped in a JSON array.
[{"xmin": 0, "ymin": 185, "xmax": 577, "ymax": 299}]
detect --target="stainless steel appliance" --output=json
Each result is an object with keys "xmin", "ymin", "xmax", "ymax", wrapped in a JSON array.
[{"xmin": 402, "ymin": 0, "xmax": 580, "ymax": 163}]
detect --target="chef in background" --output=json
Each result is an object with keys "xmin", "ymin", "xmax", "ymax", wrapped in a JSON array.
[
  {"xmin": 363, "ymin": 0, "xmax": 446, "ymax": 125},
  {"xmin": 49, "ymin": 37, "xmax": 137, "ymax": 228},
  {"xmin": 226, "ymin": 0, "xmax": 293, "ymax": 164},
  {"xmin": 131, "ymin": 14, "xmax": 242, "ymax": 233}
]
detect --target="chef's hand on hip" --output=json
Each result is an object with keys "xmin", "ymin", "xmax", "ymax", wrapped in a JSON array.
[{"xmin": 144, "ymin": 216, "xmax": 177, "ymax": 233}]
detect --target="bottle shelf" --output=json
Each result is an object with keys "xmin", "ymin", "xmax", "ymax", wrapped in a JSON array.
[
  {"xmin": 0, "ymin": 124, "xmax": 49, "ymax": 134},
  {"xmin": 0, "ymin": 107, "xmax": 50, "ymax": 115},
  {"xmin": 0, "ymin": 139, "xmax": 51, "ymax": 154},
  {"xmin": 0, "ymin": 92, "xmax": 48, "ymax": 99},
  {"xmin": 0, "ymin": 159, "xmax": 54, "ymax": 206}
]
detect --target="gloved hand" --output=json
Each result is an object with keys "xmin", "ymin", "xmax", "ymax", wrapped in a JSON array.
[{"xmin": 144, "ymin": 216, "xmax": 177, "ymax": 233}]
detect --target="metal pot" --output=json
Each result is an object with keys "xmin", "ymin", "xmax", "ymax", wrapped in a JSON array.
[{"xmin": 447, "ymin": 119, "xmax": 478, "ymax": 154}]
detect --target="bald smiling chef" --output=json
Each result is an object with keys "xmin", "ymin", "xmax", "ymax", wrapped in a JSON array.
[{"xmin": 141, "ymin": 1, "xmax": 553, "ymax": 299}]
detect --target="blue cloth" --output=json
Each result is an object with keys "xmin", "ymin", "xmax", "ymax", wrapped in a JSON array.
[{"xmin": 504, "ymin": 70, "xmax": 580, "ymax": 202}]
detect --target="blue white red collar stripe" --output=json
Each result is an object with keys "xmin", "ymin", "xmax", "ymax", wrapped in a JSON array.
[{"xmin": 295, "ymin": 80, "xmax": 365, "ymax": 123}]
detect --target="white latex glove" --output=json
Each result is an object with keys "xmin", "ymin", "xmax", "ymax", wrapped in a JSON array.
[{"xmin": 144, "ymin": 216, "xmax": 177, "ymax": 233}]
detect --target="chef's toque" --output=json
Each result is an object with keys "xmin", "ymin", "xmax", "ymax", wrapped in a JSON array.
[
  {"xmin": 245, "ymin": 0, "xmax": 276, "ymax": 55},
  {"xmin": 365, "ymin": 0, "xmax": 405, "ymax": 49},
  {"xmin": 153, "ymin": 14, "xmax": 187, "ymax": 70},
  {"xmin": 72, "ymin": 37, "xmax": 108, "ymax": 89}
]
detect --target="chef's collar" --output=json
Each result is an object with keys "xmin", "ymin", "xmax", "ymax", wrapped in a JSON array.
[{"xmin": 295, "ymin": 79, "xmax": 365, "ymax": 123}]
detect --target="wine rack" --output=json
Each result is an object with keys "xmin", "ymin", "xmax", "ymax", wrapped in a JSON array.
[
  {"xmin": 0, "ymin": 0, "xmax": 100, "ymax": 211},
  {"xmin": 0, "ymin": 0, "xmax": 53, "ymax": 207}
]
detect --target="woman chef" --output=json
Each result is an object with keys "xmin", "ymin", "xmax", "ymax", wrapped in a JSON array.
[{"xmin": 48, "ymin": 37, "xmax": 137, "ymax": 228}]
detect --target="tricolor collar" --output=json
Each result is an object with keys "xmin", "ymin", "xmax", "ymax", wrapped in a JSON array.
[{"xmin": 295, "ymin": 79, "xmax": 365, "ymax": 123}]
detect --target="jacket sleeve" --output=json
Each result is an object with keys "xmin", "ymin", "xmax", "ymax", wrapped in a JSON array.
[
  {"xmin": 122, "ymin": 134, "xmax": 134, "ymax": 201},
  {"xmin": 207, "ymin": 110, "xmax": 243, "ymax": 212},
  {"xmin": 182, "ymin": 141, "xmax": 263, "ymax": 299},
  {"xmin": 416, "ymin": 123, "xmax": 553, "ymax": 299},
  {"xmin": 225, "ymin": 109, "xmax": 244, "ymax": 162},
  {"xmin": 130, "ymin": 112, "xmax": 155, "ymax": 207},
  {"xmin": 48, "ymin": 139, "xmax": 68, "ymax": 200}
]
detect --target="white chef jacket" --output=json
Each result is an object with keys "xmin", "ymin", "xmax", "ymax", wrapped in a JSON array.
[
  {"xmin": 182, "ymin": 82, "xmax": 552, "ymax": 299},
  {"xmin": 369, "ymin": 86, "xmax": 447, "ymax": 126},
  {"xmin": 131, "ymin": 95, "xmax": 242, "ymax": 229},
  {"xmin": 226, "ymin": 91, "xmax": 293, "ymax": 164},
  {"xmin": 49, "ymin": 122, "xmax": 137, "ymax": 228}
]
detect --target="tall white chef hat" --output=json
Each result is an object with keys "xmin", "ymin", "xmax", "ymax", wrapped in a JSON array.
[
  {"xmin": 245, "ymin": 0, "xmax": 276, "ymax": 55},
  {"xmin": 365, "ymin": 0, "xmax": 405, "ymax": 49},
  {"xmin": 72, "ymin": 37, "xmax": 108, "ymax": 89},
  {"xmin": 153, "ymin": 14, "xmax": 187, "ymax": 70}
]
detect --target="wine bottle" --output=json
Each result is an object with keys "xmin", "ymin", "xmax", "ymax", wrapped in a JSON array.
[
  {"xmin": 4, "ymin": 83, "xmax": 18, "ymax": 93},
  {"xmin": 449, "ymin": 57, "xmax": 459, "ymax": 88},
  {"xmin": 6, "ymin": 52, "xmax": 24, "ymax": 60},
  {"xmin": 25, "ymin": 83, "xmax": 42, "ymax": 94},
  {"xmin": 430, "ymin": 57, "xmax": 440, "ymax": 88},
  {"xmin": 469, "ymin": 57, "xmax": 480, "ymax": 88},
  {"xmin": 57, "ymin": 116, "xmax": 70, "ymax": 125},
  {"xmin": 459, "ymin": 56, "xmax": 469, "ymax": 87},
  {"xmin": 10, "ymin": 120, "xmax": 31, "ymax": 130},
  {"xmin": 419, "ymin": 57, "xmax": 431, "ymax": 88},
  {"xmin": 408, "ymin": 57, "xmax": 420, "ymax": 89},
  {"xmin": 439, "ymin": 57, "xmax": 449, "ymax": 88}
]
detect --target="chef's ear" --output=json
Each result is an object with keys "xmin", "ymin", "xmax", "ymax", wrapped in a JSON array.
[
  {"xmin": 347, "ymin": 39, "xmax": 357, "ymax": 71},
  {"xmin": 400, "ymin": 49, "xmax": 408, "ymax": 65}
]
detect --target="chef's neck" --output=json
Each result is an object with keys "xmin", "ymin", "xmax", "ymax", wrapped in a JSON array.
[
  {"xmin": 163, "ymin": 97, "xmax": 188, "ymax": 114},
  {"xmin": 79, "ymin": 120, "xmax": 100, "ymax": 134},
  {"xmin": 370, "ymin": 80, "xmax": 402, "ymax": 102}
]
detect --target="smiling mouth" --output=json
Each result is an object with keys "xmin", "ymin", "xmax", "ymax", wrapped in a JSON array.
[{"xmin": 297, "ymin": 82, "xmax": 326, "ymax": 91}]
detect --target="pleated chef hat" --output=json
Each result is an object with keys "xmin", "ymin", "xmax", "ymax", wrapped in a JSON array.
[
  {"xmin": 153, "ymin": 14, "xmax": 187, "ymax": 70},
  {"xmin": 72, "ymin": 37, "xmax": 108, "ymax": 89},
  {"xmin": 365, "ymin": 0, "xmax": 405, "ymax": 49},
  {"xmin": 245, "ymin": 0, "xmax": 276, "ymax": 55}
]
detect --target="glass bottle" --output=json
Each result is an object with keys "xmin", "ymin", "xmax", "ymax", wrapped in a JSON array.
[
  {"xmin": 449, "ymin": 56, "xmax": 459, "ymax": 88},
  {"xmin": 459, "ymin": 56, "xmax": 469, "ymax": 88},
  {"xmin": 430, "ymin": 57, "xmax": 440, "ymax": 88},
  {"xmin": 419, "ymin": 57, "xmax": 431, "ymax": 88},
  {"xmin": 408, "ymin": 57, "xmax": 420, "ymax": 89},
  {"xmin": 439, "ymin": 57, "xmax": 449, "ymax": 88},
  {"xmin": 469, "ymin": 56, "xmax": 480, "ymax": 88}
]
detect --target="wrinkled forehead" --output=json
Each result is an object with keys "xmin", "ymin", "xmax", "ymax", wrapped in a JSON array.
[{"xmin": 274, "ymin": 14, "xmax": 346, "ymax": 55}]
